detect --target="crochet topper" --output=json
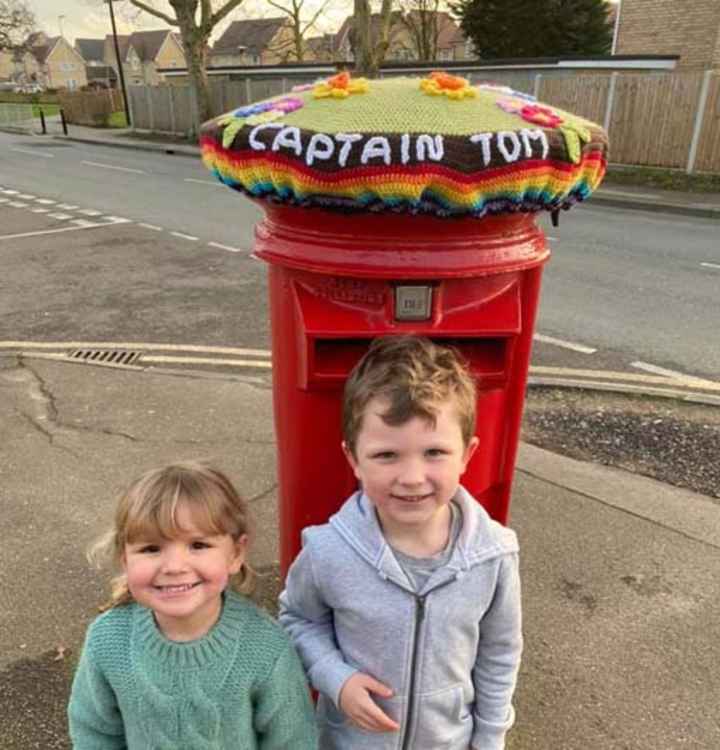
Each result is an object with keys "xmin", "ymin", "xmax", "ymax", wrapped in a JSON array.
[{"xmin": 200, "ymin": 72, "xmax": 608, "ymax": 220}]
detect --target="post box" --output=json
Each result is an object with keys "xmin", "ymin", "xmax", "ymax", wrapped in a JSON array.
[{"xmin": 200, "ymin": 73, "xmax": 608, "ymax": 573}]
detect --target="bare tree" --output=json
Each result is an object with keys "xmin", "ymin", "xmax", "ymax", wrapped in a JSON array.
[
  {"xmin": 352, "ymin": 0, "xmax": 394, "ymax": 78},
  {"xmin": 0, "ymin": 0, "xmax": 36, "ymax": 53},
  {"xmin": 121, "ymin": 0, "xmax": 246, "ymax": 129},
  {"xmin": 264, "ymin": 0, "xmax": 335, "ymax": 62},
  {"xmin": 398, "ymin": 0, "xmax": 444, "ymax": 61}
]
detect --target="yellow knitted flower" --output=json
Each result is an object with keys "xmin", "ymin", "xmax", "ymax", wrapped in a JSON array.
[
  {"xmin": 420, "ymin": 72, "xmax": 476, "ymax": 100},
  {"xmin": 313, "ymin": 71, "xmax": 369, "ymax": 99}
]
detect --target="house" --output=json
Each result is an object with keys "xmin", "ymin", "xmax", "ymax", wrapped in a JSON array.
[
  {"xmin": 614, "ymin": 0, "xmax": 720, "ymax": 70},
  {"xmin": 76, "ymin": 38, "xmax": 117, "ymax": 89},
  {"xmin": 210, "ymin": 18, "xmax": 296, "ymax": 65},
  {"xmin": 21, "ymin": 33, "xmax": 88, "ymax": 90},
  {"xmin": 334, "ymin": 11, "xmax": 469, "ymax": 63},
  {"xmin": 304, "ymin": 33, "xmax": 337, "ymax": 62},
  {"xmin": 104, "ymin": 29, "xmax": 186, "ymax": 86}
]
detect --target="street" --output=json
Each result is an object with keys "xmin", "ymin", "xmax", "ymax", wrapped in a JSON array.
[{"xmin": 1, "ymin": 129, "xmax": 718, "ymax": 386}]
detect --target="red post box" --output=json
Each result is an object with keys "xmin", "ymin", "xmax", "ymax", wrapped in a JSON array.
[
  {"xmin": 199, "ymin": 73, "xmax": 608, "ymax": 574},
  {"xmin": 255, "ymin": 206, "xmax": 549, "ymax": 572}
]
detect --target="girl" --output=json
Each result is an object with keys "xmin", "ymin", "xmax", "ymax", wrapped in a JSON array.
[{"xmin": 69, "ymin": 461, "xmax": 318, "ymax": 750}]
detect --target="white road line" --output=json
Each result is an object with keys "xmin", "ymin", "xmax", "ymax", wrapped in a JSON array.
[
  {"xmin": 2, "ymin": 189, "xmax": 19, "ymax": 194},
  {"xmin": 102, "ymin": 216, "xmax": 130, "ymax": 223},
  {"xmin": 0, "ymin": 224, "xmax": 126, "ymax": 240},
  {"xmin": 533, "ymin": 333, "xmax": 597, "ymax": 354},
  {"xmin": 208, "ymin": 241, "xmax": 243, "ymax": 253},
  {"xmin": 36, "ymin": 198, "xmax": 56, "ymax": 204},
  {"xmin": 141, "ymin": 355, "xmax": 272, "ymax": 368},
  {"xmin": 31, "ymin": 207, "xmax": 50, "ymax": 213},
  {"xmin": 71, "ymin": 219, "xmax": 100, "ymax": 227},
  {"xmin": 630, "ymin": 361, "xmax": 715, "ymax": 385},
  {"xmin": 9, "ymin": 147, "xmax": 54, "ymax": 158},
  {"xmin": 77, "ymin": 209, "xmax": 101, "ymax": 216},
  {"xmin": 529, "ymin": 366, "xmax": 720, "ymax": 389},
  {"xmin": 0, "ymin": 341, "xmax": 272, "ymax": 357},
  {"xmin": 171, "ymin": 231, "xmax": 199, "ymax": 241},
  {"xmin": 546, "ymin": 236, "xmax": 559, "ymax": 242},
  {"xmin": 81, "ymin": 160, "xmax": 145, "ymax": 174},
  {"xmin": 17, "ymin": 193, "xmax": 35, "ymax": 199},
  {"xmin": 701, "ymin": 262, "xmax": 720, "ymax": 271},
  {"xmin": 57, "ymin": 203, "xmax": 79, "ymax": 210},
  {"xmin": 138, "ymin": 223, "xmax": 163, "ymax": 231},
  {"xmin": 0, "ymin": 198, "xmax": 8, "ymax": 203},
  {"xmin": 184, "ymin": 178, "xmax": 221, "ymax": 186},
  {"xmin": 8, "ymin": 201, "xmax": 28, "ymax": 207},
  {"xmin": 48, "ymin": 212, "xmax": 72, "ymax": 220}
]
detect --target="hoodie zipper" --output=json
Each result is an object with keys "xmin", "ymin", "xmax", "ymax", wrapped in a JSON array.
[{"xmin": 399, "ymin": 578, "xmax": 456, "ymax": 750}]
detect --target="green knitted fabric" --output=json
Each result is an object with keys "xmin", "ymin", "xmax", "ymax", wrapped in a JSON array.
[{"xmin": 68, "ymin": 591, "xmax": 318, "ymax": 749}]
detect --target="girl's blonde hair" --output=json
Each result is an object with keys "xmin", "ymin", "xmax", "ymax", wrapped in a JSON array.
[{"xmin": 90, "ymin": 461, "xmax": 254, "ymax": 610}]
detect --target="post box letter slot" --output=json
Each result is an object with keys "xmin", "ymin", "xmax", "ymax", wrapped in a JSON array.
[{"xmin": 309, "ymin": 336, "xmax": 511, "ymax": 386}]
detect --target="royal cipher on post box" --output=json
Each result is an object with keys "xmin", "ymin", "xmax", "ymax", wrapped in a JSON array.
[{"xmin": 200, "ymin": 72, "xmax": 608, "ymax": 573}]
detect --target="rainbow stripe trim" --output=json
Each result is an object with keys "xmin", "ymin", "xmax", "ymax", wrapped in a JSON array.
[{"xmin": 200, "ymin": 136, "xmax": 607, "ymax": 217}]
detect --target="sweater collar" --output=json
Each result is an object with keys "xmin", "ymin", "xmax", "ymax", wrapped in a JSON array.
[{"xmin": 132, "ymin": 590, "xmax": 247, "ymax": 669}]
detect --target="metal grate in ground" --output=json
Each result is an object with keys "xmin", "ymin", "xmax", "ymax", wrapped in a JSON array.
[{"xmin": 68, "ymin": 349, "xmax": 141, "ymax": 366}]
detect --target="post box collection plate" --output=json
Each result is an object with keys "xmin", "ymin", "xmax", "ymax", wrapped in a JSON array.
[{"xmin": 395, "ymin": 285, "xmax": 432, "ymax": 321}]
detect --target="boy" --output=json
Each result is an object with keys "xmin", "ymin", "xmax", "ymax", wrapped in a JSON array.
[{"xmin": 279, "ymin": 336, "xmax": 523, "ymax": 750}]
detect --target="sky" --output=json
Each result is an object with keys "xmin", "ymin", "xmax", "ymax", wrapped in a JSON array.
[{"xmin": 31, "ymin": 0, "xmax": 350, "ymax": 45}]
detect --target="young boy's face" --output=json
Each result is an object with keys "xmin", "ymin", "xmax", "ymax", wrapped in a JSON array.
[{"xmin": 343, "ymin": 397, "xmax": 478, "ymax": 538}]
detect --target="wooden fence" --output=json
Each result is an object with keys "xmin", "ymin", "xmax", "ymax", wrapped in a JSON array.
[
  {"xmin": 126, "ymin": 70, "xmax": 720, "ymax": 173},
  {"xmin": 59, "ymin": 89, "xmax": 124, "ymax": 127}
]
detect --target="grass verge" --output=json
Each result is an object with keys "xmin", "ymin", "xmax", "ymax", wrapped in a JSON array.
[{"xmin": 605, "ymin": 165, "xmax": 720, "ymax": 193}]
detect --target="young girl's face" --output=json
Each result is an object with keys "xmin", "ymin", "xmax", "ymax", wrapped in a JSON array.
[{"xmin": 122, "ymin": 501, "xmax": 247, "ymax": 642}]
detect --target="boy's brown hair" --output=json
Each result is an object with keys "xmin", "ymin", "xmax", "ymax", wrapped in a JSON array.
[{"xmin": 342, "ymin": 336, "xmax": 477, "ymax": 456}]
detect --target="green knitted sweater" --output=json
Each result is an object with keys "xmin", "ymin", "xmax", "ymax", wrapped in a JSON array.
[{"xmin": 68, "ymin": 591, "xmax": 318, "ymax": 749}]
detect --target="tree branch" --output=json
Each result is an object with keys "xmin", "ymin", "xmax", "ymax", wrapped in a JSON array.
[
  {"xmin": 127, "ymin": 0, "xmax": 178, "ymax": 26},
  {"xmin": 209, "ymin": 0, "xmax": 247, "ymax": 29}
]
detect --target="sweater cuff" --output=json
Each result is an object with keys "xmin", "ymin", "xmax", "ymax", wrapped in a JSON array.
[
  {"xmin": 471, "ymin": 706, "xmax": 515, "ymax": 750},
  {"xmin": 312, "ymin": 660, "xmax": 359, "ymax": 708}
]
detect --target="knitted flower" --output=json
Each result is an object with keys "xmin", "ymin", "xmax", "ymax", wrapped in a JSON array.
[
  {"xmin": 313, "ymin": 71, "xmax": 369, "ymax": 99},
  {"xmin": 495, "ymin": 96, "xmax": 526, "ymax": 115},
  {"xmin": 559, "ymin": 120, "xmax": 592, "ymax": 164},
  {"xmin": 420, "ymin": 71, "xmax": 476, "ymax": 99},
  {"xmin": 520, "ymin": 104, "xmax": 563, "ymax": 128}
]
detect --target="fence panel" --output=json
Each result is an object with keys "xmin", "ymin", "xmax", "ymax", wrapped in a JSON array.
[
  {"xmin": 0, "ymin": 102, "xmax": 34, "ymax": 131},
  {"xmin": 58, "ymin": 90, "xmax": 121, "ymax": 126},
  {"xmin": 609, "ymin": 73, "xmax": 704, "ymax": 169},
  {"xmin": 539, "ymin": 74, "xmax": 610, "ymax": 125},
  {"xmin": 694, "ymin": 73, "xmax": 720, "ymax": 173}
]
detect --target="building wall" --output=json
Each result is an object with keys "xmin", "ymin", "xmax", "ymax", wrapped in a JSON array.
[
  {"xmin": 155, "ymin": 34, "xmax": 186, "ymax": 72},
  {"xmin": 46, "ymin": 39, "xmax": 88, "ymax": 89},
  {"xmin": 616, "ymin": 0, "xmax": 720, "ymax": 70},
  {"xmin": 262, "ymin": 26, "xmax": 296, "ymax": 63}
]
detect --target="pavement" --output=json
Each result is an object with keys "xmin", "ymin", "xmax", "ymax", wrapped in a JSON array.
[
  {"xmin": 1, "ymin": 125, "xmax": 719, "ymax": 749},
  {"xmin": 55, "ymin": 124, "xmax": 720, "ymax": 221},
  {"xmin": 1, "ymin": 354, "xmax": 719, "ymax": 750}
]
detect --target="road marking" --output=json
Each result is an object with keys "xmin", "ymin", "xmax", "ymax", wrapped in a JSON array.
[
  {"xmin": 48, "ymin": 212, "xmax": 72, "ymax": 220},
  {"xmin": 171, "ymin": 231, "xmax": 199, "ymax": 241},
  {"xmin": 17, "ymin": 193, "xmax": 35, "ymax": 199},
  {"xmin": 530, "ymin": 365, "xmax": 719, "ymax": 390},
  {"xmin": 8, "ymin": 201, "xmax": 28, "ymax": 207},
  {"xmin": 701, "ymin": 262, "xmax": 720, "ymax": 271},
  {"xmin": 102, "ymin": 215, "xmax": 130, "ymax": 223},
  {"xmin": 71, "ymin": 219, "xmax": 100, "ymax": 227},
  {"xmin": 142, "ymin": 355, "xmax": 272, "ymax": 368},
  {"xmin": 0, "ymin": 341, "xmax": 271, "ymax": 357},
  {"xmin": 138, "ymin": 223, "xmax": 163, "ymax": 231},
  {"xmin": 0, "ymin": 198, "xmax": 8, "ymax": 203},
  {"xmin": 596, "ymin": 188, "xmax": 657, "ymax": 199},
  {"xmin": 208, "ymin": 241, "xmax": 244, "ymax": 253},
  {"xmin": 0, "ymin": 224, "xmax": 126, "ymax": 240},
  {"xmin": 184, "ymin": 178, "xmax": 221, "ymax": 186},
  {"xmin": 31, "ymin": 207, "xmax": 50, "ymax": 213},
  {"xmin": 533, "ymin": 333, "xmax": 597, "ymax": 354},
  {"xmin": 630, "ymin": 361, "xmax": 716, "ymax": 386},
  {"xmin": 81, "ymin": 160, "xmax": 145, "ymax": 174},
  {"xmin": 57, "ymin": 203, "xmax": 79, "ymax": 210},
  {"xmin": 77, "ymin": 209, "xmax": 102, "ymax": 216},
  {"xmin": 2, "ymin": 189, "xmax": 19, "ymax": 194},
  {"xmin": 9, "ymin": 147, "xmax": 54, "ymax": 158},
  {"xmin": 36, "ymin": 198, "xmax": 56, "ymax": 204}
]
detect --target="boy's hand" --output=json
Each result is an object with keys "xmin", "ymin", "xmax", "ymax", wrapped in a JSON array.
[{"xmin": 338, "ymin": 673, "xmax": 401, "ymax": 733}]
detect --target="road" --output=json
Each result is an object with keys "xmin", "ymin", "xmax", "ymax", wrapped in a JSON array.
[{"xmin": 1, "ymin": 129, "xmax": 719, "ymax": 383}]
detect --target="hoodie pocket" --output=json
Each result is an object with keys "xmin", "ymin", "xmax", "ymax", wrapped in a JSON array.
[{"xmin": 413, "ymin": 683, "xmax": 473, "ymax": 749}]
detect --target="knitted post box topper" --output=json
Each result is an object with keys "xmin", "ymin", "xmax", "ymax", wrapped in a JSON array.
[{"xmin": 200, "ymin": 73, "xmax": 609, "ymax": 219}]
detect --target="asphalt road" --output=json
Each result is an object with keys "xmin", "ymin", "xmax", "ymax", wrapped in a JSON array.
[{"xmin": 1, "ymin": 129, "xmax": 719, "ymax": 382}]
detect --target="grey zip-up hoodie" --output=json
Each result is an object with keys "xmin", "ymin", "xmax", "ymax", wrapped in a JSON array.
[{"xmin": 278, "ymin": 487, "xmax": 523, "ymax": 750}]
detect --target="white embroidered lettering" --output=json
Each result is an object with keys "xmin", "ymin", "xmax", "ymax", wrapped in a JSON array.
[
  {"xmin": 497, "ymin": 131, "xmax": 522, "ymax": 162},
  {"xmin": 335, "ymin": 133, "xmax": 363, "ymax": 167},
  {"xmin": 470, "ymin": 133, "xmax": 493, "ymax": 166},
  {"xmin": 401, "ymin": 134, "xmax": 411, "ymax": 165},
  {"xmin": 272, "ymin": 126, "xmax": 302, "ymax": 155},
  {"xmin": 249, "ymin": 123, "xmax": 283, "ymax": 151},
  {"xmin": 520, "ymin": 128, "xmax": 549, "ymax": 159},
  {"xmin": 361, "ymin": 136, "xmax": 391, "ymax": 165},
  {"xmin": 416, "ymin": 134, "xmax": 444, "ymax": 162},
  {"xmin": 306, "ymin": 133, "xmax": 335, "ymax": 165}
]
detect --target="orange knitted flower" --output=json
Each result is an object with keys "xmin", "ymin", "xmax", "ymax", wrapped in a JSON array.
[
  {"xmin": 314, "ymin": 71, "xmax": 369, "ymax": 99},
  {"xmin": 420, "ymin": 71, "xmax": 477, "ymax": 99}
]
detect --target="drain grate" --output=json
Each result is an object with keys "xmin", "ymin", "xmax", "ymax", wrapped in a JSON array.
[{"xmin": 69, "ymin": 349, "xmax": 142, "ymax": 366}]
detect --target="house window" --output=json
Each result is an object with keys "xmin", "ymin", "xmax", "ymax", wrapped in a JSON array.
[{"xmin": 438, "ymin": 49, "xmax": 452, "ymax": 61}]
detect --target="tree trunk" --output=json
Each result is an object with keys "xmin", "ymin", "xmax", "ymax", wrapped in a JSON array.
[
  {"xmin": 352, "ymin": 0, "xmax": 393, "ymax": 78},
  {"xmin": 187, "ymin": 41, "xmax": 212, "ymax": 130}
]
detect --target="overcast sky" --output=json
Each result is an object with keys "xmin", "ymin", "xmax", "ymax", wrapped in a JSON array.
[{"xmin": 31, "ymin": 0, "xmax": 349, "ymax": 45}]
